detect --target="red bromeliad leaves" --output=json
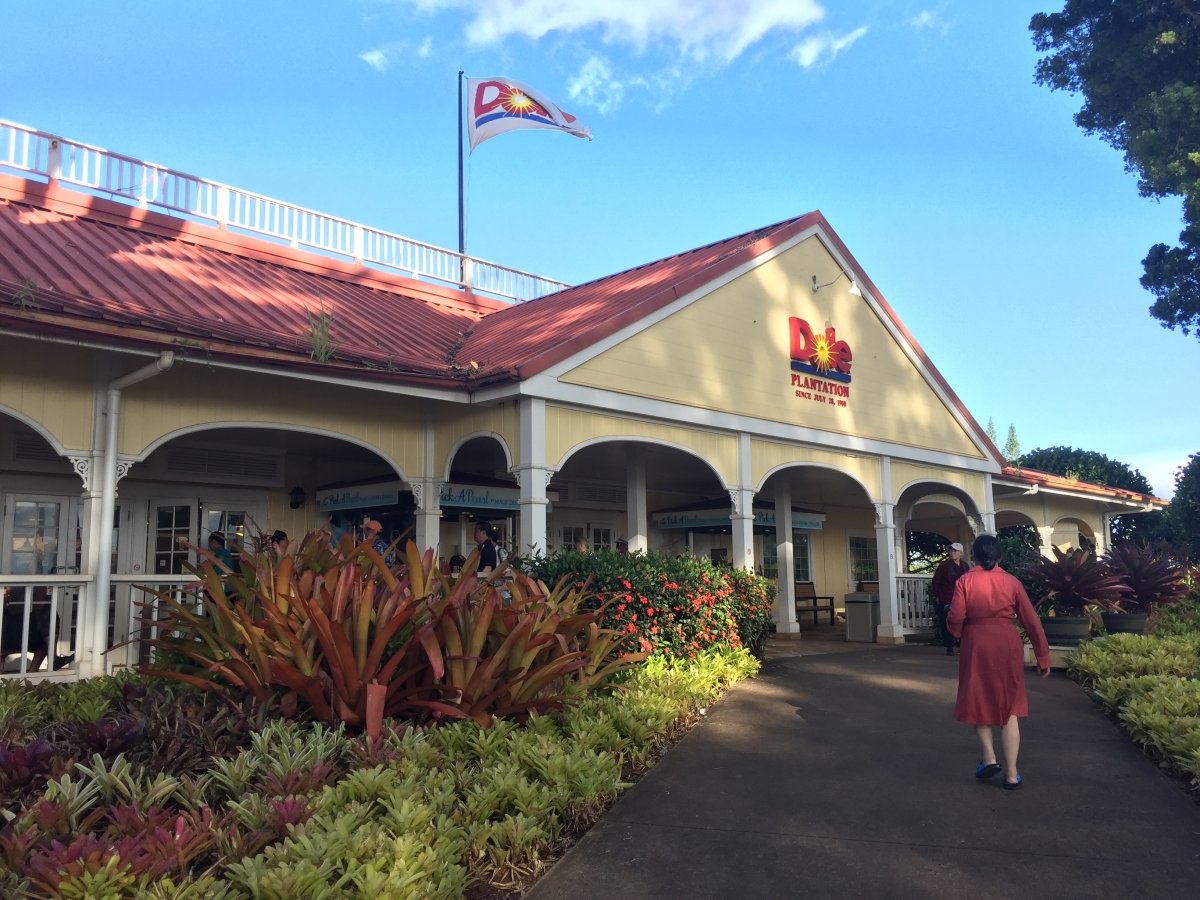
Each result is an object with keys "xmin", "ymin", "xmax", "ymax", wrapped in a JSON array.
[{"xmin": 135, "ymin": 533, "xmax": 632, "ymax": 730}]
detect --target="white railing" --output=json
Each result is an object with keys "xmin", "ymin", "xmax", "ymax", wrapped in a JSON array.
[
  {"xmin": 1, "ymin": 576, "xmax": 85, "ymax": 678},
  {"xmin": 898, "ymin": 574, "xmax": 934, "ymax": 632},
  {"xmin": 0, "ymin": 120, "xmax": 569, "ymax": 303},
  {"xmin": 111, "ymin": 574, "xmax": 202, "ymax": 671}
]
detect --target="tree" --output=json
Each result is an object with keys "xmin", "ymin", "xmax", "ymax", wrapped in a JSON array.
[
  {"xmin": 985, "ymin": 416, "xmax": 998, "ymax": 445},
  {"xmin": 1031, "ymin": 3, "xmax": 1200, "ymax": 338},
  {"xmin": 1165, "ymin": 452, "xmax": 1200, "ymax": 554},
  {"xmin": 1017, "ymin": 445, "xmax": 1161, "ymax": 541},
  {"xmin": 1004, "ymin": 425, "xmax": 1021, "ymax": 464}
]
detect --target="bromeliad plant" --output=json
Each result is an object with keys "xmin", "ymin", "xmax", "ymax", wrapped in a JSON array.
[
  {"xmin": 1103, "ymin": 543, "xmax": 1190, "ymax": 614},
  {"xmin": 136, "ymin": 532, "xmax": 643, "ymax": 733},
  {"xmin": 1027, "ymin": 547, "xmax": 1130, "ymax": 617}
]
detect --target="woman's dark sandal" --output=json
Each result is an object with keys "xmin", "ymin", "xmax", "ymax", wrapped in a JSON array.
[
  {"xmin": 1003, "ymin": 776, "xmax": 1023, "ymax": 790},
  {"xmin": 975, "ymin": 762, "xmax": 1002, "ymax": 779}
]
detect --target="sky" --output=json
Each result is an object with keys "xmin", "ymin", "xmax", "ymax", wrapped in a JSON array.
[{"xmin": 3, "ymin": 1, "xmax": 1197, "ymax": 498}]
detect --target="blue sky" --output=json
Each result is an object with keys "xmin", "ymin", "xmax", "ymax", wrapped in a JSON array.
[{"xmin": 3, "ymin": 1, "xmax": 1197, "ymax": 498}]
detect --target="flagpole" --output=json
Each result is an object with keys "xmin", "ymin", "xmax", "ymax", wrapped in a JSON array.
[{"xmin": 457, "ymin": 69, "xmax": 467, "ymax": 289}]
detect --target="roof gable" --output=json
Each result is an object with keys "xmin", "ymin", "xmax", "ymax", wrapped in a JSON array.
[{"xmin": 547, "ymin": 222, "xmax": 999, "ymax": 462}]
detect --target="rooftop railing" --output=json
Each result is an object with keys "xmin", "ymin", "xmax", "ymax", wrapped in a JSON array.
[{"xmin": 0, "ymin": 120, "xmax": 568, "ymax": 303}]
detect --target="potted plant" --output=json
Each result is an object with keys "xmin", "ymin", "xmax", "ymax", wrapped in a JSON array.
[
  {"xmin": 1027, "ymin": 547, "xmax": 1129, "ymax": 645},
  {"xmin": 1101, "ymin": 543, "xmax": 1189, "ymax": 634}
]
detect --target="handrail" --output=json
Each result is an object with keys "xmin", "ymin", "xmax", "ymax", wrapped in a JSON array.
[
  {"xmin": 0, "ymin": 120, "xmax": 569, "ymax": 303},
  {"xmin": 1, "ymin": 575, "xmax": 89, "ymax": 585}
]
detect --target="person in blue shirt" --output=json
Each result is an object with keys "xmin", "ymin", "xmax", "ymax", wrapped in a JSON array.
[{"xmin": 207, "ymin": 532, "xmax": 236, "ymax": 574}]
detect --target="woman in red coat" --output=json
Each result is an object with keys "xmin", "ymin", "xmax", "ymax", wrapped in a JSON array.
[{"xmin": 947, "ymin": 534, "xmax": 1051, "ymax": 790}]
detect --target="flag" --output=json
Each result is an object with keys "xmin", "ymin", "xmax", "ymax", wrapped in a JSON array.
[{"xmin": 466, "ymin": 77, "xmax": 591, "ymax": 151}]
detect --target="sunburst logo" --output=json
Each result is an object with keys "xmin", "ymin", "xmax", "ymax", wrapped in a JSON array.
[{"xmin": 789, "ymin": 317, "xmax": 852, "ymax": 383}]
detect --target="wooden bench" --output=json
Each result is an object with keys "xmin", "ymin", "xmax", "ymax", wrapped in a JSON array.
[{"xmin": 795, "ymin": 582, "xmax": 837, "ymax": 626}]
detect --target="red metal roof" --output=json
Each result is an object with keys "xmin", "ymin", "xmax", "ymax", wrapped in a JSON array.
[
  {"xmin": 1000, "ymin": 466, "xmax": 1166, "ymax": 505},
  {"xmin": 455, "ymin": 214, "xmax": 824, "ymax": 376},
  {"xmin": 0, "ymin": 174, "xmax": 503, "ymax": 386}
]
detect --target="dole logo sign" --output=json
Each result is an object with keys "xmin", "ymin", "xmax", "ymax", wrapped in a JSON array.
[{"xmin": 789, "ymin": 317, "xmax": 852, "ymax": 408}]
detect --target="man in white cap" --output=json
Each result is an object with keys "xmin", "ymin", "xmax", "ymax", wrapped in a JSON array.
[{"xmin": 932, "ymin": 541, "xmax": 971, "ymax": 655}]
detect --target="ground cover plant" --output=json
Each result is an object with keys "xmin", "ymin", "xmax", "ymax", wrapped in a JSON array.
[
  {"xmin": 522, "ymin": 548, "xmax": 776, "ymax": 660},
  {"xmin": 1067, "ymin": 595, "xmax": 1200, "ymax": 790},
  {"xmin": 2, "ymin": 532, "xmax": 766, "ymax": 896},
  {"xmin": 0, "ymin": 648, "xmax": 758, "ymax": 897}
]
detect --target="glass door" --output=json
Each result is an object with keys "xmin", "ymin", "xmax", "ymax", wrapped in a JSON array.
[
  {"xmin": 2, "ymin": 495, "xmax": 77, "ymax": 672},
  {"xmin": 136, "ymin": 499, "xmax": 200, "ymax": 666}
]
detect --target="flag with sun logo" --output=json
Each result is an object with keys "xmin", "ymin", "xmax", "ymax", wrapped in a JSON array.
[{"xmin": 466, "ymin": 78, "xmax": 591, "ymax": 151}]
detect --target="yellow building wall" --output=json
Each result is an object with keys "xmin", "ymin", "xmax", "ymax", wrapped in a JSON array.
[
  {"xmin": 891, "ymin": 462, "xmax": 989, "ymax": 514},
  {"xmin": 0, "ymin": 337, "xmax": 96, "ymax": 452},
  {"xmin": 561, "ymin": 235, "xmax": 984, "ymax": 459},
  {"xmin": 546, "ymin": 405, "xmax": 738, "ymax": 487},
  {"xmin": 996, "ymin": 493, "xmax": 1103, "ymax": 539},
  {"xmin": 119, "ymin": 368, "xmax": 427, "ymax": 478},
  {"xmin": 750, "ymin": 439, "xmax": 883, "ymax": 499},
  {"xmin": 431, "ymin": 402, "xmax": 521, "ymax": 479}
]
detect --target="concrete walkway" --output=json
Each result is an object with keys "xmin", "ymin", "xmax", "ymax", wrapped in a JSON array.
[{"xmin": 526, "ymin": 634, "xmax": 1200, "ymax": 899}]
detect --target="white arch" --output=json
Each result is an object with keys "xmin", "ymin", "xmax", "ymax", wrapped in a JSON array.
[
  {"xmin": 1052, "ymin": 514, "xmax": 1097, "ymax": 538},
  {"xmin": 755, "ymin": 461, "xmax": 875, "ymax": 504},
  {"xmin": 555, "ymin": 436, "xmax": 729, "ymax": 490},
  {"xmin": 895, "ymin": 478, "xmax": 982, "ymax": 519},
  {"xmin": 0, "ymin": 403, "xmax": 71, "ymax": 457},
  {"xmin": 442, "ymin": 431, "xmax": 514, "ymax": 483},
  {"xmin": 132, "ymin": 421, "xmax": 408, "ymax": 482},
  {"xmin": 994, "ymin": 508, "xmax": 1037, "ymax": 527}
]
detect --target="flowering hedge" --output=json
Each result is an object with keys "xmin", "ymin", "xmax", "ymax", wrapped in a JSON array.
[{"xmin": 523, "ymin": 550, "xmax": 776, "ymax": 660}]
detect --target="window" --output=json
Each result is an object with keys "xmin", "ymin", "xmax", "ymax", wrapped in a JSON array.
[
  {"xmin": 760, "ymin": 530, "xmax": 811, "ymax": 582},
  {"xmin": 592, "ymin": 526, "xmax": 613, "ymax": 551},
  {"xmin": 560, "ymin": 525, "xmax": 585, "ymax": 551},
  {"xmin": 848, "ymin": 535, "xmax": 878, "ymax": 586}
]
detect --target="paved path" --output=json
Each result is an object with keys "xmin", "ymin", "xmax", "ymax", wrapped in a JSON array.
[{"xmin": 527, "ymin": 635, "xmax": 1200, "ymax": 899}]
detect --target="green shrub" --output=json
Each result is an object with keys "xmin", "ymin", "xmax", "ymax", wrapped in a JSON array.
[
  {"xmin": 0, "ymin": 647, "xmax": 759, "ymax": 897},
  {"xmin": 1066, "ymin": 633, "xmax": 1200, "ymax": 687},
  {"xmin": 523, "ymin": 549, "xmax": 775, "ymax": 660},
  {"xmin": 1149, "ymin": 589, "xmax": 1200, "ymax": 637}
]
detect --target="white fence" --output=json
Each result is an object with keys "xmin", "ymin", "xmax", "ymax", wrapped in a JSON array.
[
  {"xmin": 0, "ymin": 120, "xmax": 569, "ymax": 303},
  {"xmin": 1, "ymin": 574, "xmax": 202, "ymax": 678},
  {"xmin": 898, "ymin": 574, "xmax": 934, "ymax": 632},
  {"xmin": 1, "ymin": 576, "xmax": 84, "ymax": 679}
]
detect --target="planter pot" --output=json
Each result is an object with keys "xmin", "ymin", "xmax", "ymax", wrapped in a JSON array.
[
  {"xmin": 1101, "ymin": 611, "xmax": 1148, "ymax": 635},
  {"xmin": 1039, "ymin": 615, "xmax": 1091, "ymax": 647}
]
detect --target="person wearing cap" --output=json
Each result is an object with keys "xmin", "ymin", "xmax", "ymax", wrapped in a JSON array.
[
  {"xmin": 932, "ymin": 541, "xmax": 971, "ymax": 655},
  {"xmin": 207, "ymin": 532, "xmax": 236, "ymax": 574},
  {"xmin": 615, "ymin": 536, "xmax": 630, "ymax": 554},
  {"xmin": 363, "ymin": 519, "xmax": 395, "ymax": 567}
]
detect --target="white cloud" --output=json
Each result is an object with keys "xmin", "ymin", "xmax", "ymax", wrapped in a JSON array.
[
  {"xmin": 908, "ymin": 6, "xmax": 951, "ymax": 37},
  {"xmin": 789, "ymin": 25, "xmax": 868, "ymax": 69},
  {"xmin": 359, "ymin": 48, "xmax": 392, "ymax": 72},
  {"xmin": 567, "ymin": 56, "xmax": 626, "ymax": 114},
  {"xmin": 398, "ymin": 0, "xmax": 828, "ymax": 64},
  {"xmin": 357, "ymin": 38, "xmax": 434, "ymax": 72}
]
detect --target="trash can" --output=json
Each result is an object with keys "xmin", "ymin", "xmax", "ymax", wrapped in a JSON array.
[{"xmin": 844, "ymin": 592, "xmax": 881, "ymax": 642}]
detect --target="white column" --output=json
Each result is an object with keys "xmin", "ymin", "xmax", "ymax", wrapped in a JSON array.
[
  {"xmin": 874, "ymin": 501, "xmax": 904, "ymax": 645},
  {"xmin": 980, "ymin": 474, "xmax": 997, "ymax": 535},
  {"xmin": 626, "ymin": 446, "xmax": 648, "ymax": 553},
  {"xmin": 412, "ymin": 414, "xmax": 442, "ymax": 557},
  {"xmin": 894, "ymin": 510, "xmax": 909, "ymax": 575},
  {"xmin": 1037, "ymin": 525, "xmax": 1057, "ymax": 559},
  {"xmin": 774, "ymin": 480, "xmax": 799, "ymax": 634},
  {"xmin": 730, "ymin": 433, "xmax": 755, "ymax": 571},
  {"xmin": 513, "ymin": 398, "xmax": 552, "ymax": 556},
  {"xmin": 412, "ymin": 479, "xmax": 443, "ymax": 557},
  {"xmin": 1097, "ymin": 514, "xmax": 1113, "ymax": 554}
]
